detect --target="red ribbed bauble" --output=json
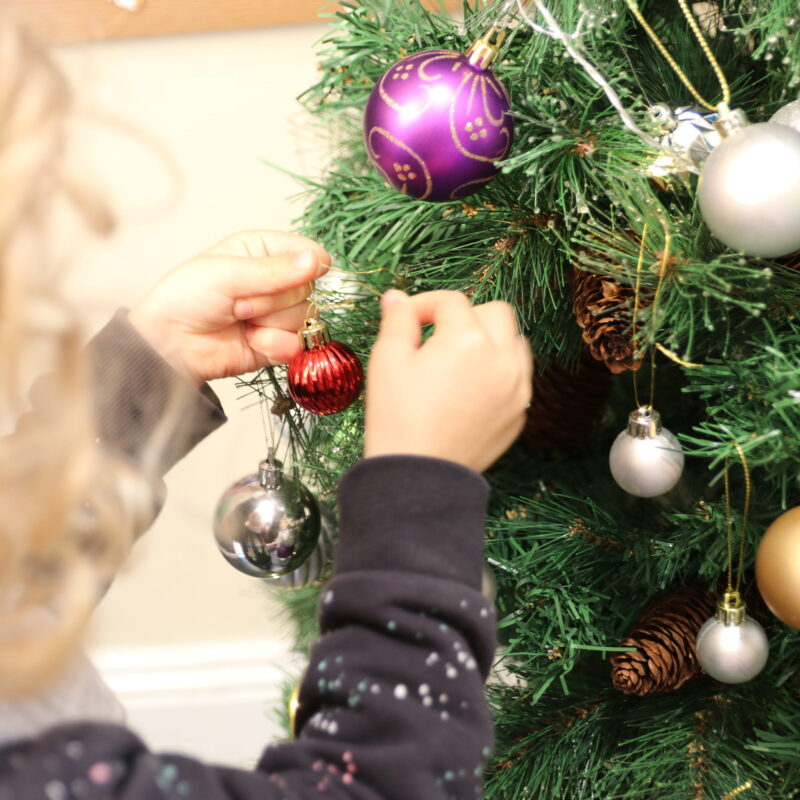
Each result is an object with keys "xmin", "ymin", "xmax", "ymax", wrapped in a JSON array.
[{"xmin": 287, "ymin": 318, "xmax": 364, "ymax": 415}]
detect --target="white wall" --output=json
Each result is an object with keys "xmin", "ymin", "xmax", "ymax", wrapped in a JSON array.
[{"xmin": 53, "ymin": 22, "xmax": 330, "ymax": 765}]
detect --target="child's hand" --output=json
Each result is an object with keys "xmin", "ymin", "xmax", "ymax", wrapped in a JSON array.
[
  {"xmin": 364, "ymin": 290, "xmax": 532, "ymax": 473},
  {"xmin": 128, "ymin": 231, "xmax": 329, "ymax": 385}
]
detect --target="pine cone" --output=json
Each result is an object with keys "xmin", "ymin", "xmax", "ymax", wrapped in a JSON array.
[
  {"xmin": 522, "ymin": 350, "xmax": 612, "ymax": 449},
  {"xmin": 775, "ymin": 250, "xmax": 800, "ymax": 269},
  {"xmin": 571, "ymin": 266, "xmax": 645, "ymax": 374},
  {"xmin": 610, "ymin": 582, "xmax": 717, "ymax": 696}
]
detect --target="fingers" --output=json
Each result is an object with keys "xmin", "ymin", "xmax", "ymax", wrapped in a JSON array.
[
  {"xmin": 204, "ymin": 230, "xmax": 331, "ymax": 266},
  {"xmin": 245, "ymin": 301, "xmax": 309, "ymax": 332},
  {"xmin": 375, "ymin": 290, "xmax": 526, "ymax": 356},
  {"xmin": 215, "ymin": 251, "xmax": 326, "ymax": 300},
  {"xmin": 232, "ymin": 282, "xmax": 314, "ymax": 320},
  {"xmin": 473, "ymin": 301, "xmax": 520, "ymax": 348},
  {"xmin": 405, "ymin": 290, "xmax": 478, "ymax": 332},
  {"xmin": 372, "ymin": 290, "xmax": 422, "ymax": 353},
  {"xmin": 519, "ymin": 337, "xmax": 534, "ymax": 403},
  {"xmin": 244, "ymin": 326, "xmax": 303, "ymax": 366}
]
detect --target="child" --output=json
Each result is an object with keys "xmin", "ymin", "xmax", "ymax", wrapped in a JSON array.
[{"xmin": 0, "ymin": 18, "xmax": 532, "ymax": 800}]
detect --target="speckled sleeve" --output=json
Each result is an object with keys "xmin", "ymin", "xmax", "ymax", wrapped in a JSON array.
[{"xmin": 0, "ymin": 456, "xmax": 496, "ymax": 800}]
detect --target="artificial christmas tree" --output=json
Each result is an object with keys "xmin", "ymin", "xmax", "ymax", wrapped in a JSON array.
[{"xmin": 260, "ymin": 1, "xmax": 800, "ymax": 797}]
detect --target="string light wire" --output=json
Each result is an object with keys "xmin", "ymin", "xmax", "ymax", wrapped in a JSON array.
[{"xmin": 512, "ymin": 0, "xmax": 698, "ymax": 173}]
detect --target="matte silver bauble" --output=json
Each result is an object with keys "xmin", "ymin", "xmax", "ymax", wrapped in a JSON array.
[
  {"xmin": 770, "ymin": 98, "xmax": 800, "ymax": 133},
  {"xmin": 213, "ymin": 455, "xmax": 320, "ymax": 578},
  {"xmin": 609, "ymin": 407, "xmax": 684, "ymax": 497},
  {"xmin": 695, "ymin": 593, "xmax": 768, "ymax": 684},
  {"xmin": 697, "ymin": 111, "xmax": 800, "ymax": 258}
]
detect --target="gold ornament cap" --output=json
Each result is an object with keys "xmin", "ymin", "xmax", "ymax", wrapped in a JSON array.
[
  {"xmin": 626, "ymin": 406, "xmax": 662, "ymax": 439},
  {"xmin": 298, "ymin": 317, "xmax": 331, "ymax": 349},
  {"xmin": 466, "ymin": 26, "xmax": 505, "ymax": 69},
  {"xmin": 716, "ymin": 590, "xmax": 747, "ymax": 626}
]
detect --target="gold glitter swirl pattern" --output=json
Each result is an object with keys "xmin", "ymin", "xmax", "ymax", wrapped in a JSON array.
[
  {"xmin": 448, "ymin": 175, "xmax": 495, "ymax": 200},
  {"xmin": 449, "ymin": 70, "xmax": 511, "ymax": 163},
  {"xmin": 366, "ymin": 126, "xmax": 433, "ymax": 200},
  {"xmin": 378, "ymin": 50, "xmax": 455, "ymax": 112}
]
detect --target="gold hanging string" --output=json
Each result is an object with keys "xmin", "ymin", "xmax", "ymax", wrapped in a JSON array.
[
  {"xmin": 723, "ymin": 441, "xmax": 752, "ymax": 595},
  {"xmin": 622, "ymin": 0, "xmax": 732, "ymax": 112},
  {"xmin": 302, "ymin": 298, "xmax": 358, "ymax": 322},
  {"xmin": 631, "ymin": 224, "xmax": 649, "ymax": 409},
  {"xmin": 304, "ymin": 297, "xmax": 319, "ymax": 322},
  {"xmin": 719, "ymin": 780, "xmax": 753, "ymax": 800},
  {"xmin": 646, "ymin": 227, "xmax": 673, "ymax": 407},
  {"xmin": 631, "ymin": 222, "xmax": 675, "ymax": 409},
  {"xmin": 653, "ymin": 342, "xmax": 703, "ymax": 368}
]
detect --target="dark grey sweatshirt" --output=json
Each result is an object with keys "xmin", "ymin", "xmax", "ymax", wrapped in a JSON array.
[{"xmin": 0, "ymin": 313, "xmax": 495, "ymax": 800}]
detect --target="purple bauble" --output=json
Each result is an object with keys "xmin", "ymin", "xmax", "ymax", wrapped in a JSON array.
[{"xmin": 363, "ymin": 48, "xmax": 514, "ymax": 202}]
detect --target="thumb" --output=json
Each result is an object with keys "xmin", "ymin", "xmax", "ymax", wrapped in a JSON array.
[
  {"xmin": 214, "ymin": 250, "xmax": 328, "ymax": 298},
  {"xmin": 374, "ymin": 290, "xmax": 421, "ymax": 351}
]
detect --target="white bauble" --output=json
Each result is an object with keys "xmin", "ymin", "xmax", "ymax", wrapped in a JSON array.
[
  {"xmin": 770, "ymin": 98, "xmax": 800, "ymax": 133},
  {"xmin": 609, "ymin": 407, "xmax": 684, "ymax": 497},
  {"xmin": 697, "ymin": 120, "xmax": 800, "ymax": 258},
  {"xmin": 695, "ymin": 614, "xmax": 769, "ymax": 684}
]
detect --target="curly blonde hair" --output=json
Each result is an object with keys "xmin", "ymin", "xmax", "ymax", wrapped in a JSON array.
[{"xmin": 0, "ymin": 19, "xmax": 153, "ymax": 698}]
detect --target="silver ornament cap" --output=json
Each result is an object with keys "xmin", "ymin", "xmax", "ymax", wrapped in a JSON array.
[
  {"xmin": 695, "ymin": 591, "xmax": 769, "ymax": 684},
  {"xmin": 609, "ymin": 407, "xmax": 685, "ymax": 497},
  {"xmin": 213, "ymin": 452, "xmax": 321, "ymax": 578}
]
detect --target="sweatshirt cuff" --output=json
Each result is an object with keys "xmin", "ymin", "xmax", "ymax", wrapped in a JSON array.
[
  {"xmin": 88, "ymin": 309, "xmax": 227, "ymax": 475},
  {"xmin": 334, "ymin": 455, "xmax": 490, "ymax": 590}
]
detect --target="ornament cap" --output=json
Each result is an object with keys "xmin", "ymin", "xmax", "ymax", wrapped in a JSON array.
[
  {"xmin": 298, "ymin": 317, "xmax": 332, "ymax": 350},
  {"xmin": 258, "ymin": 452, "xmax": 283, "ymax": 490},
  {"xmin": 716, "ymin": 590, "xmax": 747, "ymax": 626},
  {"xmin": 626, "ymin": 406, "xmax": 662, "ymax": 439},
  {"xmin": 466, "ymin": 26, "xmax": 505, "ymax": 69},
  {"xmin": 713, "ymin": 106, "xmax": 749, "ymax": 139}
]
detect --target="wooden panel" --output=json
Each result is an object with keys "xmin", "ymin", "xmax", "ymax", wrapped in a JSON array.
[{"xmin": 0, "ymin": 0, "xmax": 461, "ymax": 44}]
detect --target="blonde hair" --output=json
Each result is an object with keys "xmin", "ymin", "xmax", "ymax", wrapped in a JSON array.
[{"xmin": 0, "ymin": 19, "xmax": 153, "ymax": 698}]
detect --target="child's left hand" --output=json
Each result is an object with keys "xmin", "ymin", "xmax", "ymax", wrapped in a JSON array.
[{"xmin": 128, "ymin": 230, "xmax": 330, "ymax": 385}]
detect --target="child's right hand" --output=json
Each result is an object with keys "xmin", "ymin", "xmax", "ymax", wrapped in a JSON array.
[{"xmin": 364, "ymin": 290, "xmax": 533, "ymax": 473}]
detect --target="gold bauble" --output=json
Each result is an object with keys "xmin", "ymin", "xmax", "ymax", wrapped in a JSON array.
[{"xmin": 755, "ymin": 506, "xmax": 800, "ymax": 629}]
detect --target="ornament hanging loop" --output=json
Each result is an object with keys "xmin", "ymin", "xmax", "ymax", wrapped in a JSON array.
[
  {"xmin": 713, "ymin": 106, "xmax": 749, "ymax": 140},
  {"xmin": 259, "ymin": 449, "xmax": 282, "ymax": 490},
  {"xmin": 716, "ymin": 590, "xmax": 746, "ymax": 626},
  {"xmin": 467, "ymin": 25, "xmax": 506, "ymax": 69},
  {"xmin": 626, "ymin": 406, "xmax": 661, "ymax": 439},
  {"xmin": 298, "ymin": 317, "xmax": 332, "ymax": 349},
  {"xmin": 723, "ymin": 441, "xmax": 752, "ymax": 596}
]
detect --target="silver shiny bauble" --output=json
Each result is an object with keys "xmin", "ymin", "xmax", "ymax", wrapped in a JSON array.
[
  {"xmin": 264, "ymin": 502, "xmax": 337, "ymax": 589},
  {"xmin": 697, "ymin": 113, "xmax": 800, "ymax": 258},
  {"xmin": 213, "ymin": 457, "xmax": 320, "ymax": 578},
  {"xmin": 770, "ymin": 98, "xmax": 800, "ymax": 133},
  {"xmin": 647, "ymin": 104, "xmax": 721, "ymax": 176},
  {"xmin": 609, "ymin": 407, "xmax": 684, "ymax": 497},
  {"xmin": 695, "ymin": 595, "xmax": 768, "ymax": 684}
]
